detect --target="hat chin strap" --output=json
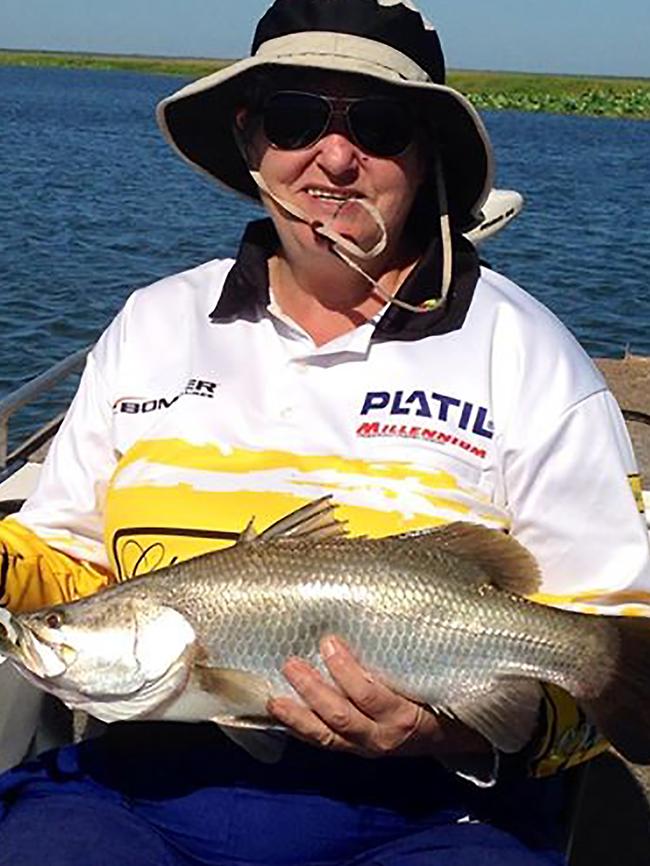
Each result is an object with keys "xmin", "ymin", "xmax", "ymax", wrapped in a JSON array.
[
  {"xmin": 249, "ymin": 167, "xmax": 387, "ymax": 259},
  {"xmin": 328, "ymin": 157, "xmax": 453, "ymax": 315},
  {"xmin": 246, "ymin": 158, "xmax": 452, "ymax": 316}
]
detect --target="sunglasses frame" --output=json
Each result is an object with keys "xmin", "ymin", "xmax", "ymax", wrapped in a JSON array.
[{"xmin": 259, "ymin": 90, "xmax": 417, "ymax": 158}]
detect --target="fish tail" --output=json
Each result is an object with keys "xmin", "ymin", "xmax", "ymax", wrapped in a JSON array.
[{"xmin": 583, "ymin": 616, "xmax": 650, "ymax": 764}]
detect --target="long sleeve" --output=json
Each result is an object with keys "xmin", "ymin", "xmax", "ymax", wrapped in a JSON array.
[
  {"xmin": 503, "ymin": 388, "xmax": 650, "ymax": 776},
  {"xmin": 0, "ymin": 519, "xmax": 113, "ymax": 613},
  {"xmin": 0, "ymin": 345, "xmax": 120, "ymax": 613},
  {"xmin": 0, "ymin": 262, "xmax": 231, "ymax": 613}
]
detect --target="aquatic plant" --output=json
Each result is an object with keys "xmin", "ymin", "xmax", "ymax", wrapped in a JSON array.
[
  {"xmin": 1, "ymin": 51, "xmax": 648, "ymax": 119},
  {"xmin": 449, "ymin": 71, "xmax": 650, "ymax": 120},
  {"xmin": 464, "ymin": 87, "xmax": 650, "ymax": 118}
]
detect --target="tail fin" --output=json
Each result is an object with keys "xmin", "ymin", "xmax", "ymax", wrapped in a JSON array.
[{"xmin": 584, "ymin": 616, "xmax": 650, "ymax": 764}]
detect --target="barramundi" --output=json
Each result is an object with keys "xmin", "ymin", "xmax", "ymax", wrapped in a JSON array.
[{"xmin": 2, "ymin": 498, "xmax": 650, "ymax": 763}]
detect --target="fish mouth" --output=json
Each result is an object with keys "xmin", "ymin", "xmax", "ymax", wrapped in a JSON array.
[
  {"xmin": 4, "ymin": 616, "xmax": 72, "ymax": 678},
  {"xmin": 0, "ymin": 617, "xmax": 17, "ymax": 661}
]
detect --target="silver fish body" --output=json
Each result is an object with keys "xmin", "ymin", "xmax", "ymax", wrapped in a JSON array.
[
  {"xmin": 1, "ymin": 499, "xmax": 649, "ymax": 762},
  {"xmin": 149, "ymin": 533, "xmax": 610, "ymax": 708}
]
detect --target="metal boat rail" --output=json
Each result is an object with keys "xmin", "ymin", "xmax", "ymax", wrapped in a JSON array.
[{"xmin": 0, "ymin": 346, "xmax": 91, "ymax": 475}]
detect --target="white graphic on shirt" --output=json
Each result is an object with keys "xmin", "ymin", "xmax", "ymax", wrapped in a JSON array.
[{"xmin": 111, "ymin": 458, "xmax": 506, "ymax": 527}]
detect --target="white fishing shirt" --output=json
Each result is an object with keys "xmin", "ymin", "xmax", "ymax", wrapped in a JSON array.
[{"xmin": 16, "ymin": 221, "xmax": 650, "ymax": 615}]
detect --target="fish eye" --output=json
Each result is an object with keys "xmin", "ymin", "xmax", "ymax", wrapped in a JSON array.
[{"xmin": 44, "ymin": 611, "xmax": 64, "ymax": 629}]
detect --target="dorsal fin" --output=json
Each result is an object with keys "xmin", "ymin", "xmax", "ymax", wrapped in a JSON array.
[
  {"xmin": 397, "ymin": 522, "xmax": 541, "ymax": 596},
  {"xmin": 252, "ymin": 496, "xmax": 348, "ymax": 544},
  {"xmin": 237, "ymin": 517, "xmax": 258, "ymax": 544}
]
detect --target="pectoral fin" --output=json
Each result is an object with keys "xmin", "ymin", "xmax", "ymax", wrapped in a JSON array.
[
  {"xmin": 442, "ymin": 678, "xmax": 543, "ymax": 754},
  {"xmin": 194, "ymin": 666, "xmax": 274, "ymax": 719},
  {"xmin": 193, "ymin": 666, "xmax": 288, "ymax": 762}
]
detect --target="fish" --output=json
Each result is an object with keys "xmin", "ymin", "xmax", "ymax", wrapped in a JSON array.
[{"xmin": 1, "ymin": 496, "xmax": 650, "ymax": 764}]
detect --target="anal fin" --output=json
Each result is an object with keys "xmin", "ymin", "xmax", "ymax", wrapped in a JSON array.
[
  {"xmin": 217, "ymin": 726, "xmax": 287, "ymax": 763},
  {"xmin": 444, "ymin": 678, "xmax": 543, "ymax": 754}
]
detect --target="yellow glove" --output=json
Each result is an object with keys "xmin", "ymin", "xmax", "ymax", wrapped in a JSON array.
[{"xmin": 0, "ymin": 518, "xmax": 114, "ymax": 613}]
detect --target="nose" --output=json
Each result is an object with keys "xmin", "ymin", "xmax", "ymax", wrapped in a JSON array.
[{"xmin": 315, "ymin": 130, "xmax": 360, "ymax": 182}]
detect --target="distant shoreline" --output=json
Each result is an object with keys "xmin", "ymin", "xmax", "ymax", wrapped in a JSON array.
[{"xmin": 1, "ymin": 49, "xmax": 649, "ymax": 119}]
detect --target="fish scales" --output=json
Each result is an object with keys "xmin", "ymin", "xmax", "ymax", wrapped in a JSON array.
[
  {"xmin": 139, "ymin": 534, "xmax": 609, "ymax": 705},
  {"xmin": 2, "ymin": 497, "xmax": 650, "ymax": 764}
]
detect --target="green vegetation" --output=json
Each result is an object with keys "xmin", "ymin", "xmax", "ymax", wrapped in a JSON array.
[
  {"xmin": 1, "ymin": 49, "xmax": 649, "ymax": 119},
  {"xmin": 0, "ymin": 49, "xmax": 230, "ymax": 78},
  {"xmin": 450, "ymin": 69, "xmax": 650, "ymax": 119}
]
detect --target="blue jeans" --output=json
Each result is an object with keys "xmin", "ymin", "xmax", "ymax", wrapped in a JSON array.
[{"xmin": 0, "ymin": 722, "xmax": 565, "ymax": 866}]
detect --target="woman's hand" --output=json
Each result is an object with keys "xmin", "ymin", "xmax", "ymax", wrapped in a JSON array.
[{"xmin": 267, "ymin": 635, "xmax": 492, "ymax": 761}]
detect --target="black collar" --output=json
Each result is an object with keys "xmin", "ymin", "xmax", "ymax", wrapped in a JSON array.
[{"xmin": 210, "ymin": 218, "xmax": 480, "ymax": 340}]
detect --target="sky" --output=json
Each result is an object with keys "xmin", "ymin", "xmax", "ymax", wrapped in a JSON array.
[{"xmin": 1, "ymin": 0, "xmax": 649, "ymax": 78}]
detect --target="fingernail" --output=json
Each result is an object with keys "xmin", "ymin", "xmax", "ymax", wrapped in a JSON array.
[
  {"xmin": 284, "ymin": 658, "xmax": 309, "ymax": 686},
  {"xmin": 321, "ymin": 636, "xmax": 339, "ymax": 659},
  {"xmin": 267, "ymin": 697, "xmax": 285, "ymax": 716}
]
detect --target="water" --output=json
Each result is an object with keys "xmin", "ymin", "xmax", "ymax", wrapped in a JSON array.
[
  {"xmin": 1, "ymin": 66, "xmax": 649, "ymax": 447},
  {"xmin": 484, "ymin": 110, "xmax": 650, "ymax": 358}
]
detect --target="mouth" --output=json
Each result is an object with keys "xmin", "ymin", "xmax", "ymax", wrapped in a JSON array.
[
  {"xmin": 7, "ymin": 618, "xmax": 72, "ymax": 677},
  {"xmin": 0, "ymin": 613, "xmax": 21, "ymax": 654},
  {"xmin": 305, "ymin": 187, "xmax": 363, "ymax": 203},
  {"xmin": 302, "ymin": 189, "xmax": 372, "ymax": 239},
  {"xmin": 30, "ymin": 624, "xmax": 77, "ymax": 663},
  {"xmin": 303, "ymin": 188, "xmax": 366, "ymax": 217},
  {"xmin": 0, "ymin": 620, "xmax": 15, "ymax": 662}
]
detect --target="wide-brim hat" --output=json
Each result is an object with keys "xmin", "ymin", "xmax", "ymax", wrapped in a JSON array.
[{"xmin": 156, "ymin": 0, "xmax": 495, "ymax": 231}]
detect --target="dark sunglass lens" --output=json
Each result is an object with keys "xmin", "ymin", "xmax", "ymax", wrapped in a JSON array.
[
  {"xmin": 263, "ymin": 93, "xmax": 330, "ymax": 150},
  {"xmin": 349, "ymin": 99, "xmax": 414, "ymax": 157}
]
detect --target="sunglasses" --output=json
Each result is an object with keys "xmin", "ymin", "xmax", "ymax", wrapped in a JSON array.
[{"xmin": 260, "ymin": 91, "xmax": 416, "ymax": 158}]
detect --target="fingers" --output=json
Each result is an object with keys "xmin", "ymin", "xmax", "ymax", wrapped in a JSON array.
[
  {"xmin": 268, "ymin": 656, "xmax": 373, "ymax": 754},
  {"xmin": 268, "ymin": 636, "xmax": 436, "ymax": 756},
  {"xmin": 319, "ymin": 636, "xmax": 405, "ymax": 722},
  {"xmin": 268, "ymin": 695, "xmax": 358, "ymax": 753},
  {"xmin": 320, "ymin": 637, "xmax": 429, "ymax": 752}
]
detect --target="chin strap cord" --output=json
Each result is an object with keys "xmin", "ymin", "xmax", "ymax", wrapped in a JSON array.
[
  {"xmin": 249, "ymin": 168, "xmax": 388, "ymax": 259},
  {"xmin": 325, "ymin": 156, "xmax": 453, "ymax": 315},
  {"xmin": 237, "ymin": 127, "xmax": 453, "ymax": 315},
  {"xmin": 434, "ymin": 154, "xmax": 453, "ymax": 308}
]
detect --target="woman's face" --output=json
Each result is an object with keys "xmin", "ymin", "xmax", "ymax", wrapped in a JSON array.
[{"xmin": 240, "ymin": 73, "xmax": 427, "ymax": 264}]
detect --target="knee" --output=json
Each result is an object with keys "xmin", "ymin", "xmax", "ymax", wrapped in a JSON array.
[{"xmin": 0, "ymin": 795, "xmax": 175, "ymax": 866}]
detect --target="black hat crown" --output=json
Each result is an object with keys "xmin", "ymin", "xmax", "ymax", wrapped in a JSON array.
[{"xmin": 252, "ymin": 0, "xmax": 446, "ymax": 84}]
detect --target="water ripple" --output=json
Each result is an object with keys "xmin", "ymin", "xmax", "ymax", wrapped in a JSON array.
[{"xmin": 1, "ymin": 67, "xmax": 649, "ymax": 443}]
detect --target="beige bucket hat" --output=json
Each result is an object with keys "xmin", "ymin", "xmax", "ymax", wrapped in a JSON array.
[{"xmin": 156, "ymin": 0, "xmax": 495, "ymax": 231}]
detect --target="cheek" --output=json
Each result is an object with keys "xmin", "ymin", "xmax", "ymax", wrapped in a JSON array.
[
  {"xmin": 404, "ymin": 146, "xmax": 428, "ymax": 195},
  {"xmin": 64, "ymin": 627, "xmax": 144, "ymax": 694},
  {"xmin": 259, "ymin": 147, "xmax": 310, "ymax": 188},
  {"xmin": 133, "ymin": 607, "xmax": 196, "ymax": 681},
  {"xmin": 380, "ymin": 164, "xmax": 423, "ymax": 218}
]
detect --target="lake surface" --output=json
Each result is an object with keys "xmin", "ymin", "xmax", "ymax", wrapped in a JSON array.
[{"xmin": 1, "ymin": 66, "xmax": 649, "ymax": 447}]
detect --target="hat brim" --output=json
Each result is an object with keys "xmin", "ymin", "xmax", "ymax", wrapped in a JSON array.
[{"xmin": 157, "ymin": 53, "xmax": 494, "ymax": 230}]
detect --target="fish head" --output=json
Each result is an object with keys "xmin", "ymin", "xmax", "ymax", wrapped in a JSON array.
[{"xmin": 1, "ymin": 593, "xmax": 196, "ymax": 706}]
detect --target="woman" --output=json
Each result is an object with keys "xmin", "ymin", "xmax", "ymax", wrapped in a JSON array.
[{"xmin": 1, "ymin": 1, "xmax": 648, "ymax": 864}]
